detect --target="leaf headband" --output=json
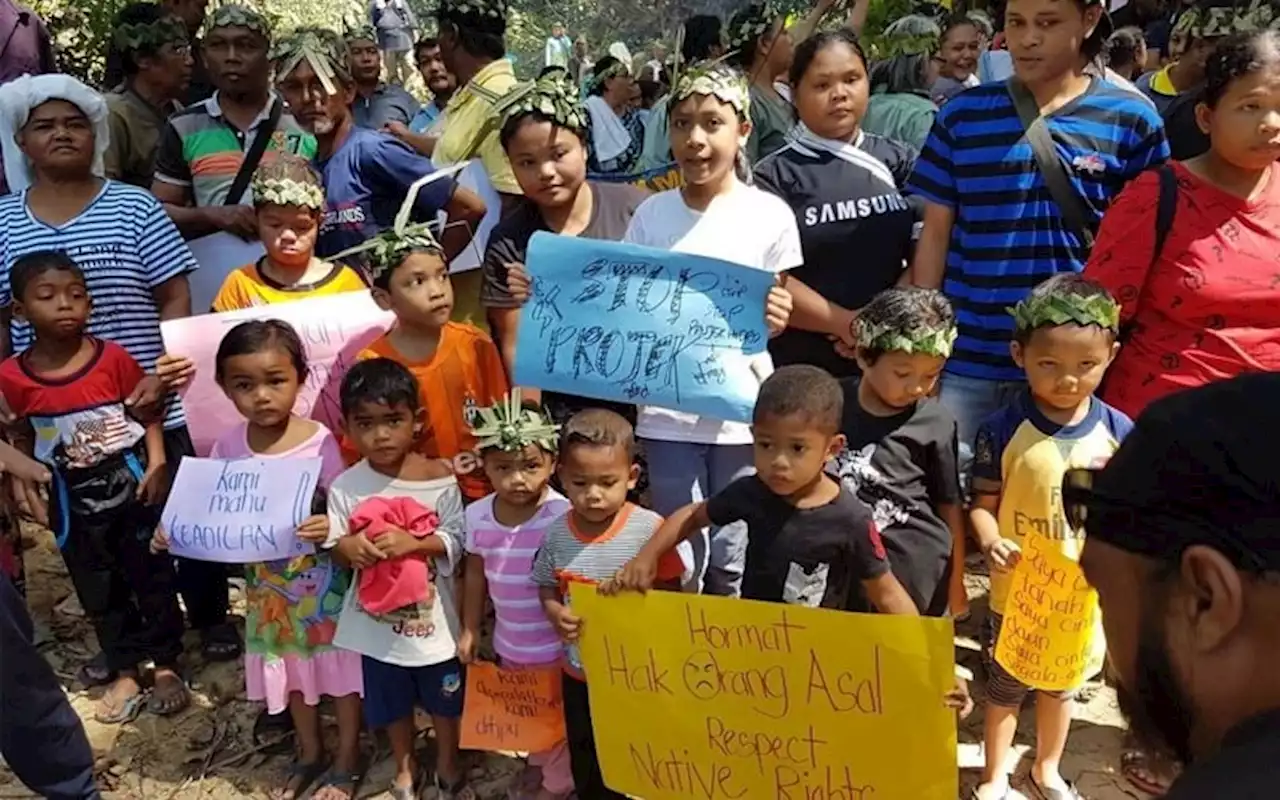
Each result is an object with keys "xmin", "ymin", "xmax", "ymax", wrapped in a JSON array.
[
  {"xmin": 330, "ymin": 162, "xmax": 471, "ymax": 278},
  {"xmin": 1009, "ymin": 292, "xmax": 1121, "ymax": 333},
  {"xmin": 588, "ymin": 59, "xmax": 631, "ymax": 94},
  {"xmin": 727, "ymin": 2, "xmax": 781, "ymax": 53},
  {"xmin": 469, "ymin": 389, "xmax": 560, "ymax": 453},
  {"xmin": 854, "ymin": 317, "xmax": 958, "ymax": 358},
  {"xmin": 671, "ymin": 59, "xmax": 750, "ymax": 118},
  {"xmin": 1174, "ymin": 1, "xmax": 1278, "ymax": 37},
  {"xmin": 344, "ymin": 22, "xmax": 378, "ymax": 43},
  {"xmin": 113, "ymin": 16, "xmax": 189, "ymax": 53},
  {"xmin": 205, "ymin": 4, "xmax": 271, "ymax": 41},
  {"xmin": 251, "ymin": 176, "xmax": 325, "ymax": 210},
  {"xmin": 272, "ymin": 29, "xmax": 346, "ymax": 96},
  {"xmin": 494, "ymin": 70, "xmax": 587, "ymax": 132}
]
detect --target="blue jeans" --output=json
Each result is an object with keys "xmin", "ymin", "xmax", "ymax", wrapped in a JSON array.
[
  {"xmin": 641, "ymin": 440, "xmax": 754, "ymax": 597},
  {"xmin": 938, "ymin": 373, "xmax": 1025, "ymax": 488}
]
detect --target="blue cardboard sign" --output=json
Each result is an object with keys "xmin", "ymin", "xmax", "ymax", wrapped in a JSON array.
[
  {"xmin": 513, "ymin": 232, "xmax": 774, "ymax": 422},
  {"xmin": 161, "ymin": 457, "xmax": 321, "ymax": 564}
]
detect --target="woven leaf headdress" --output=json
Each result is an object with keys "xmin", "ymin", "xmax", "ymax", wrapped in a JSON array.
[{"xmin": 469, "ymin": 389, "xmax": 560, "ymax": 453}]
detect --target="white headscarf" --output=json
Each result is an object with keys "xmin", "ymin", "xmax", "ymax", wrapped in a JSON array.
[{"xmin": 0, "ymin": 74, "xmax": 109, "ymax": 194}]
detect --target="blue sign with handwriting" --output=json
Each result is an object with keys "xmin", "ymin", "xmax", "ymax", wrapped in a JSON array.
[
  {"xmin": 161, "ymin": 457, "xmax": 321, "ymax": 564},
  {"xmin": 513, "ymin": 232, "xmax": 774, "ymax": 422}
]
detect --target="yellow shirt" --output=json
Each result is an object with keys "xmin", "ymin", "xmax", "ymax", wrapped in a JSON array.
[
  {"xmin": 211, "ymin": 260, "xmax": 368, "ymax": 312},
  {"xmin": 971, "ymin": 392, "xmax": 1133, "ymax": 614},
  {"xmin": 432, "ymin": 59, "xmax": 521, "ymax": 195}
]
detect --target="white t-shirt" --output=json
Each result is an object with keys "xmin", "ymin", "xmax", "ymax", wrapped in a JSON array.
[
  {"xmin": 325, "ymin": 461, "xmax": 466, "ymax": 667},
  {"xmin": 623, "ymin": 180, "xmax": 804, "ymax": 445}
]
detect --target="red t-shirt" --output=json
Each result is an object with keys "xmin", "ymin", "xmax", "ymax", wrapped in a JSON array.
[
  {"xmin": 1084, "ymin": 161, "xmax": 1280, "ymax": 419},
  {"xmin": 0, "ymin": 338, "xmax": 147, "ymax": 469}
]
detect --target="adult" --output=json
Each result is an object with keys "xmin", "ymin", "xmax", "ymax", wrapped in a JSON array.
[
  {"xmin": 153, "ymin": 4, "xmax": 316, "ymax": 240},
  {"xmin": 0, "ymin": 75, "xmax": 208, "ymax": 704},
  {"xmin": 863, "ymin": 51, "xmax": 938, "ymax": 149},
  {"xmin": 0, "ymin": 0, "xmax": 53, "ymax": 84},
  {"xmin": 572, "ymin": 36, "xmax": 593, "ymax": 86},
  {"xmin": 433, "ymin": 0, "xmax": 523, "ymax": 326},
  {"xmin": 104, "ymin": 0, "xmax": 211, "ymax": 103},
  {"xmin": 544, "ymin": 21, "xmax": 571, "ymax": 70},
  {"xmin": 755, "ymin": 29, "xmax": 919, "ymax": 379},
  {"xmin": 644, "ymin": 42, "xmax": 667, "ymax": 78},
  {"xmin": 1086, "ymin": 29, "xmax": 1280, "ymax": 467},
  {"xmin": 1070, "ymin": 373, "xmax": 1280, "ymax": 799},
  {"xmin": 637, "ymin": 14, "xmax": 725, "ymax": 171},
  {"xmin": 930, "ymin": 14, "xmax": 982, "ymax": 105},
  {"xmin": 1, "ymin": 568, "xmax": 101, "ymax": 800},
  {"xmin": 728, "ymin": 1, "xmax": 795, "ymax": 164},
  {"xmin": 908, "ymin": 0, "xmax": 1168, "ymax": 474},
  {"xmin": 583, "ymin": 56, "xmax": 643, "ymax": 175},
  {"xmin": 103, "ymin": 4, "xmax": 193, "ymax": 189},
  {"xmin": 481, "ymin": 70, "xmax": 646, "ymax": 398},
  {"xmin": 409, "ymin": 38, "xmax": 455, "ymax": 134},
  {"xmin": 272, "ymin": 29, "xmax": 484, "ymax": 266},
  {"xmin": 345, "ymin": 24, "xmax": 420, "ymax": 130},
  {"xmin": 368, "ymin": 0, "xmax": 417, "ymax": 85},
  {"xmin": 1105, "ymin": 25, "xmax": 1149, "ymax": 81}
]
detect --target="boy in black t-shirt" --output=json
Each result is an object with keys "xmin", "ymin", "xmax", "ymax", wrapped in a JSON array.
[
  {"xmin": 608, "ymin": 365, "xmax": 918, "ymax": 614},
  {"xmin": 833, "ymin": 287, "xmax": 966, "ymax": 617}
]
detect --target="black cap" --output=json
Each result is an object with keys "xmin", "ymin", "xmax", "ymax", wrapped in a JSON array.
[{"xmin": 1070, "ymin": 373, "xmax": 1280, "ymax": 571}]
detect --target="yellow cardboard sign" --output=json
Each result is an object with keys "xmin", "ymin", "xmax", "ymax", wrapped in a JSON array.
[
  {"xmin": 995, "ymin": 534, "xmax": 1106, "ymax": 692},
  {"xmin": 572, "ymin": 585, "xmax": 958, "ymax": 800}
]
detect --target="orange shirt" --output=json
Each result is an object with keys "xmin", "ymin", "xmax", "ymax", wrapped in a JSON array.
[
  {"xmin": 357, "ymin": 322, "xmax": 509, "ymax": 500},
  {"xmin": 211, "ymin": 260, "xmax": 367, "ymax": 312}
]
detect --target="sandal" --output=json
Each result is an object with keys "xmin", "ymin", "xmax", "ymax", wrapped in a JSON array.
[
  {"xmin": 270, "ymin": 759, "xmax": 328, "ymax": 800},
  {"xmin": 311, "ymin": 769, "xmax": 362, "ymax": 800},
  {"xmin": 200, "ymin": 622, "xmax": 242, "ymax": 662},
  {"xmin": 1121, "ymin": 750, "xmax": 1174, "ymax": 796},
  {"xmin": 147, "ymin": 671, "xmax": 191, "ymax": 716},
  {"xmin": 76, "ymin": 651, "xmax": 116, "ymax": 687},
  {"xmin": 94, "ymin": 683, "xmax": 146, "ymax": 724},
  {"xmin": 1027, "ymin": 775, "xmax": 1083, "ymax": 800}
]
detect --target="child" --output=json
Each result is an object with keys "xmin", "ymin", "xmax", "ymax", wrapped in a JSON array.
[
  {"xmin": 325, "ymin": 358, "xmax": 470, "ymax": 800},
  {"xmin": 153, "ymin": 320, "xmax": 361, "ymax": 800},
  {"xmin": 348, "ymin": 223, "xmax": 509, "ymax": 502},
  {"xmin": 153, "ymin": 157, "xmax": 367, "ymax": 391},
  {"xmin": 833, "ymin": 287, "xmax": 966, "ymax": 618},
  {"xmin": 609, "ymin": 365, "xmax": 919, "ymax": 614},
  {"xmin": 622, "ymin": 60, "xmax": 796, "ymax": 596},
  {"xmin": 460, "ymin": 392, "xmax": 572, "ymax": 800},
  {"xmin": 530, "ymin": 409, "xmax": 685, "ymax": 800},
  {"xmin": 0, "ymin": 251, "xmax": 186, "ymax": 724},
  {"xmin": 970, "ymin": 274, "xmax": 1129, "ymax": 800}
]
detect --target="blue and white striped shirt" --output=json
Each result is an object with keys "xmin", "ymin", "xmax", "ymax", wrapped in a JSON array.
[
  {"xmin": 0, "ymin": 181, "xmax": 198, "ymax": 430},
  {"xmin": 907, "ymin": 78, "xmax": 1168, "ymax": 381}
]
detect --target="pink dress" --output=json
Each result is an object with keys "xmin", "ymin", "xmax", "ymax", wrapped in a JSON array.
[{"xmin": 210, "ymin": 422, "xmax": 364, "ymax": 714}]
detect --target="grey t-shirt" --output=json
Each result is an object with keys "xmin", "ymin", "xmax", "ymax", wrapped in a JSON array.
[
  {"xmin": 352, "ymin": 84, "xmax": 422, "ymax": 130},
  {"xmin": 480, "ymin": 180, "xmax": 648, "ymax": 308}
]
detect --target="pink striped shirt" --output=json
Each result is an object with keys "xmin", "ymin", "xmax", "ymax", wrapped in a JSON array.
[{"xmin": 464, "ymin": 491, "xmax": 569, "ymax": 664}]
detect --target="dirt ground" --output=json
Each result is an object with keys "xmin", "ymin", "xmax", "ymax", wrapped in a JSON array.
[{"xmin": 0, "ymin": 537, "xmax": 1154, "ymax": 800}]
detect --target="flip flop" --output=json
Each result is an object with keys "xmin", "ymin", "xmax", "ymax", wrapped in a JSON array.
[
  {"xmin": 1027, "ymin": 775, "xmax": 1083, "ymax": 800},
  {"xmin": 270, "ymin": 759, "xmax": 328, "ymax": 800},
  {"xmin": 1121, "ymin": 751, "xmax": 1173, "ymax": 796},
  {"xmin": 147, "ymin": 673, "xmax": 191, "ymax": 717},
  {"xmin": 253, "ymin": 709, "xmax": 296, "ymax": 756},
  {"xmin": 311, "ymin": 769, "xmax": 362, "ymax": 800},
  {"xmin": 94, "ymin": 687, "xmax": 146, "ymax": 725}
]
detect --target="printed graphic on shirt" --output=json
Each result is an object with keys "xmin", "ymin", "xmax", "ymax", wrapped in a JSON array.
[
  {"xmin": 831, "ymin": 443, "xmax": 911, "ymax": 533},
  {"xmin": 782, "ymin": 561, "xmax": 829, "ymax": 608},
  {"xmin": 32, "ymin": 406, "xmax": 144, "ymax": 469}
]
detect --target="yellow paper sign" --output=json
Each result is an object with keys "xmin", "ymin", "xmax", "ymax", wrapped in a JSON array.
[
  {"xmin": 995, "ymin": 534, "xmax": 1106, "ymax": 692},
  {"xmin": 572, "ymin": 586, "xmax": 958, "ymax": 800}
]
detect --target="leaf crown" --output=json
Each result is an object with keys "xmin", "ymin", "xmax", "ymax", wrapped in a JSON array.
[
  {"xmin": 206, "ymin": 4, "xmax": 271, "ymax": 41},
  {"xmin": 1009, "ymin": 292, "xmax": 1121, "ymax": 333},
  {"xmin": 469, "ymin": 389, "xmax": 560, "ymax": 453},
  {"xmin": 854, "ymin": 317, "xmax": 958, "ymax": 357},
  {"xmin": 113, "ymin": 16, "xmax": 189, "ymax": 53},
  {"xmin": 495, "ymin": 69, "xmax": 587, "ymax": 132}
]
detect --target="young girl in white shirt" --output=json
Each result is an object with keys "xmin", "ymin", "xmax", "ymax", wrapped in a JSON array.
[{"xmin": 622, "ymin": 62, "xmax": 798, "ymax": 596}]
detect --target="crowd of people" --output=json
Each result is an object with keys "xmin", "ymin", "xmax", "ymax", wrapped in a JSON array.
[{"xmin": 0, "ymin": 0, "xmax": 1279, "ymax": 798}]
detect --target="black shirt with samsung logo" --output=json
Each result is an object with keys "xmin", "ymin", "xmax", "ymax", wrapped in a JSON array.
[
  {"xmin": 753, "ymin": 132, "xmax": 920, "ymax": 377},
  {"xmin": 705, "ymin": 475, "xmax": 890, "ymax": 609},
  {"xmin": 835, "ymin": 381, "xmax": 961, "ymax": 615}
]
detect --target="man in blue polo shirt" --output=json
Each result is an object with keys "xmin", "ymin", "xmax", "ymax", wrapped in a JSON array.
[{"xmin": 907, "ymin": 0, "xmax": 1168, "ymax": 478}]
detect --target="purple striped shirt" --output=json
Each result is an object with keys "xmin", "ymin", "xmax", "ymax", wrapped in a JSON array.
[{"xmin": 464, "ymin": 491, "xmax": 569, "ymax": 664}]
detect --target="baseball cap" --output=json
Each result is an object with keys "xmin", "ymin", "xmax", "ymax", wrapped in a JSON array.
[{"xmin": 1062, "ymin": 373, "xmax": 1280, "ymax": 572}]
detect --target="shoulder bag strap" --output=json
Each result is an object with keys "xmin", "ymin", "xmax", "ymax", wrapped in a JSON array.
[
  {"xmin": 1151, "ymin": 163, "xmax": 1178, "ymax": 267},
  {"xmin": 1006, "ymin": 78, "xmax": 1095, "ymax": 250},
  {"xmin": 224, "ymin": 97, "xmax": 283, "ymax": 206}
]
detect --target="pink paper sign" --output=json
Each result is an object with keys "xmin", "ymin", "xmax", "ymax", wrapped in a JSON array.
[{"xmin": 160, "ymin": 292, "xmax": 394, "ymax": 456}]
